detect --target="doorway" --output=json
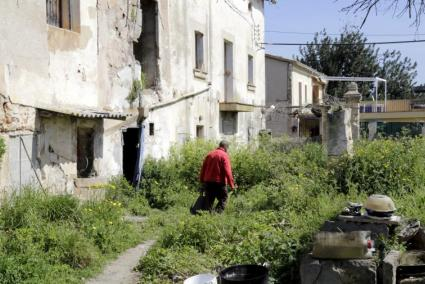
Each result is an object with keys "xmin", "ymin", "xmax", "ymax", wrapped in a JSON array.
[
  {"xmin": 122, "ymin": 128, "xmax": 140, "ymax": 183},
  {"xmin": 77, "ymin": 128, "xmax": 95, "ymax": 178}
]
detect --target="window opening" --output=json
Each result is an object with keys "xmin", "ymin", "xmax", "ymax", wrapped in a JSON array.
[
  {"xmin": 149, "ymin": 123, "xmax": 155, "ymax": 136},
  {"xmin": 221, "ymin": 112, "xmax": 237, "ymax": 135},
  {"xmin": 196, "ymin": 125, "xmax": 205, "ymax": 138},
  {"xmin": 298, "ymin": 82, "xmax": 302, "ymax": 106},
  {"xmin": 135, "ymin": 0, "xmax": 159, "ymax": 88},
  {"xmin": 195, "ymin": 32, "xmax": 204, "ymax": 70},
  {"xmin": 224, "ymin": 41, "xmax": 234, "ymax": 101},
  {"xmin": 46, "ymin": 0, "xmax": 80, "ymax": 32},
  {"xmin": 248, "ymin": 55, "xmax": 254, "ymax": 85}
]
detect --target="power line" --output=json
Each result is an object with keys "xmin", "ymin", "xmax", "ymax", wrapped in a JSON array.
[
  {"xmin": 265, "ymin": 30, "xmax": 425, "ymax": 37},
  {"xmin": 263, "ymin": 39, "xmax": 425, "ymax": 46}
]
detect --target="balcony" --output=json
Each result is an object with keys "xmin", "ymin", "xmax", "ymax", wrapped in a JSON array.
[
  {"xmin": 219, "ymin": 102, "xmax": 254, "ymax": 112},
  {"xmin": 360, "ymin": 99, "xmax": 425, "ymax": 122}
]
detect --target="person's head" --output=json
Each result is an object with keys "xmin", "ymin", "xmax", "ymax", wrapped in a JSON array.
[{"xmin": 219, "ymin": 140, "xmax": 229, "ymax": 152}]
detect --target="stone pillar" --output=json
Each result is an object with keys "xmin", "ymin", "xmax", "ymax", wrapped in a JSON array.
[
  {"xmin": 422, "ymin": 123, "xmax": 425, "ymax": 136},
  {"xmin": 368, "ymin": 121, "xmax": 378, "ymax": 140},
  {"xmin": 344, "ymin": 82, "xmax": 362, "ymax": 141},
  {"xmin": 327, "ymin": 108, "xmax": 353, "ymax": 156},
  {"xmin": 319, "ymin": 105, "xmax": 331, "ymax": 145}
]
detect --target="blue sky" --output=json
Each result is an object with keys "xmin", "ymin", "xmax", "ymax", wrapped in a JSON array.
[{"xmin": 264, "ymin": 0, "xmax": 425, "ymax": 84}]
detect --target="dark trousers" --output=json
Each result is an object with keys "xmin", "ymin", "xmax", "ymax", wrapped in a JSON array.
[{"xmin": 203, "ymin": 182, "xmax": 228, "ymax": 213}]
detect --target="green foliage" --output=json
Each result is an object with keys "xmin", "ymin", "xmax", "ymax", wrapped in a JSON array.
[
  {"xmin": 0, "ymin": 187, "xmax": 141, "ymax": 283},
  {"xmin": 298, "ymin": 28, "xmax": 417, "ymax": 98},
  {"xmin": 333, "ymin": 138, "xmax": 425, "ymax": 195},
  {"xmin": 136, "ymin": 137, "xmax": 425, "ymax": 283},
  {"xmin": 126, "ymin": 73, "xmax": 146, "ymax": 106},
  {"xmin": 378, "ymin": 50, "xmax": 417, "ymax": 99},
  {"xmin": 0, "ymin": 136, "xmax": 5, "ymax": 161}
]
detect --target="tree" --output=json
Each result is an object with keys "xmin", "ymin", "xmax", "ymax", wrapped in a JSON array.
[
  {"xmin": 298, "ymin": 28, "xmax": 379, "ymax": 97},
  {"xmin": 298, "ymin": 28, "xmax": 418, "ymax": 99},
  {"xmin": 341, "ymin": 0, "xmax": 425, "ymax": 27},
  {"xmin": 378, "ymin": 50, "xmax": 417, "ymax": 99}
]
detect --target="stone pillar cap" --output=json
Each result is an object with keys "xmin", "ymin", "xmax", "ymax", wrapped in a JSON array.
[{"xmin": 344, "ymin": 82, "xmax": 362, "ymax": 99}]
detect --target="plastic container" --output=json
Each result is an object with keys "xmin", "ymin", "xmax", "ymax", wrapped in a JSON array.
[
  {"xmin": 312, "ymin": 231, "xmax": 372, "ymax": 259},
  {"xmin": 219, "ymin": 265, "xmax": 268, "ymax": 284},
  {"xmin": 184, "ymin": 274, "xmax": 217, "ymax": 284}
]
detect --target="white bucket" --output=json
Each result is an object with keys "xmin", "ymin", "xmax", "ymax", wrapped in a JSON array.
[{"xmin": 183, "ymin": 274, "xmax": 217, "ymax": 284}]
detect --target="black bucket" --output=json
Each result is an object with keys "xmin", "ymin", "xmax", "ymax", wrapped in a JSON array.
[{"xmin": 219, "ymin": 264, "xmax": 268, "ymax": 284}]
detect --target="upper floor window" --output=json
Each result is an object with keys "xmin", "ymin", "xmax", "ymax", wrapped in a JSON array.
[
  {"xmin": 46, "ymin": 0, "xmax": 80, "ymax": 32},
  {"xmin": 248, "ymin": 55, "xmax": 254, "ymax": 85},
  {"xmin": 195, "ymin": 31, "xmax": 205, "ymax": 70}
]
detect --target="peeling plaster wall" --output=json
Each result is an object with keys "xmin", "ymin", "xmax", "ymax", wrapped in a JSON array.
[
  {"xmin": 0, "ymin": 0, "xmax": 141, "ymax": 192},
  {"xmin": 137, "ymin": 0, "xmax": 266, "ymax": 158}
]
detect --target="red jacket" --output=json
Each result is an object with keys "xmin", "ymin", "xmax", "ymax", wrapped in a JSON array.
[{"xmin": 200, "ymin": 147, "xmax": 235, "ymax": 189}]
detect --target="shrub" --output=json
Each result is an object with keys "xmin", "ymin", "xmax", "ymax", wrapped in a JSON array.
[{"xmin": 333, "ymin": 138, "xmax": 425, "ymax": 195}]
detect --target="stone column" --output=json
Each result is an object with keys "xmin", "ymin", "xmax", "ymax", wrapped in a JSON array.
[
  {"xmin": 319, "ymin": 105, "xmax": 331, "ymax": 145},
  {"xmin": 344, "ymin": 82, "xmax": 362, "ymax": 141},
  {"xmin": 368, "ymin": 121, "xmax": 378, "ymax": 140},
  {"xmin": 422, "ymin": 122, "xmax": 425, "ymax": 136},
  {"xmin": 327, "ymin": 108, "xmax": 353, "ymax": 156}
]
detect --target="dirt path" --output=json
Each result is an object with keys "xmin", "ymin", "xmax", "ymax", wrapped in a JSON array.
[{"xmin": 87, "ymin": 239, "xmax": 155, "ymax": 284}]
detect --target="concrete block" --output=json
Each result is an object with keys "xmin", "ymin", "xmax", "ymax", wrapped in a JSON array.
[
  {"xmin": 321, "ymin": 220, "xmax": 389, "ymax": 241},
  {"xmin": 300, "ymin": 254, "xmax": 377, "ymax": 284},
  {"xmin": 382, "ymin": 250, "xmax": 400, "ymax": 284}
]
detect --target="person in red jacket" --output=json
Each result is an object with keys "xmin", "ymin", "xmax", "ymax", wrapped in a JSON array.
[{"xmin": 199, "ymin": 140, "xmax": 236, "ymax": 212}]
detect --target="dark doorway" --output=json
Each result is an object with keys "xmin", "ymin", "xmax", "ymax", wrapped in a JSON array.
[
  {"xmin": 123, "ymin": 128, "xmax": 139, "ymax": 183},
  {"xmin": 77, "ymin": 128, "xmax": 95, "ymax": 178}
]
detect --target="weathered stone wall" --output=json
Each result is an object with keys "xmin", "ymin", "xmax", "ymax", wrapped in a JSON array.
[
  {"xmin": 0, "ymin": 0, "xmax": 141, "ymax": 193},
  {"xmin": 133, "ymin": 0, "xmax": 266, "ymax": 158}
]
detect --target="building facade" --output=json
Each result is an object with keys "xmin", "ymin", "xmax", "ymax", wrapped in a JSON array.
[
  {"xmin": 0, "ymin": 0, "xmax": 269, "ymax": 192},
  {"xmin": 0, "ymin": 0, "xmax": 141, "ymax": 193},
  {"xmin": 265, "ymin": 54, "xmax": 326, "ymax": 139},
  {"xmin": 129, "ymin": 0, "xmax": 267, "ymax": 161}
]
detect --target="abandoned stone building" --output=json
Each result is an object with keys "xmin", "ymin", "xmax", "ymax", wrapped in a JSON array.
[
  {"xmin": 0, "ymin": 0, "xmax": 141, "ymax": 192},
  {"xmin": 132, "ymin": 0, "xmax": 267, "ymax": 162},
  {"xmin": 0, "ymin": 0, "xmax": 269, "ymax": 192}
]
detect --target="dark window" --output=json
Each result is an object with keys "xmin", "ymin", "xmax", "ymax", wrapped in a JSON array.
[
  {"xmin": 46, "ymin": 0, "xmax": 80, "ymax": 32},
  {"xmin": 149, "ymin": 123, "xmax": 154, "ymax": 136},
  {"xmin": 196, "ymin": 125, "xmax": 204, "ymax": 138},
  {"xmin": 195, "ymin": 32, "xmax": 204, "ymax": 70},
  {"xmin": 248, "ymin": 55, "xmax": 254, "ymax": 85}
]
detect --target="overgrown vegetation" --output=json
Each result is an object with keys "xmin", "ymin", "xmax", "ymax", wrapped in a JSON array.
[
  {"xmin": 0, "ymin": 187, "xmax": 141, "ymax": 283},
  {"xmin": 133, "ymin": 137, "xmax": 425, "ymax": 283},
  {"xmin": 3, "ymin": 137, "xmax": 425, "ymax": 283}
]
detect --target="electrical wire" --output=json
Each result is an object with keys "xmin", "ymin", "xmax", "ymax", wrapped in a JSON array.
[
  {"xmin": 263, "ymin": 39, "xmax": 425, "ymax": 46},
  {"xmin": 265, "ymin": 30, "xmax": 425, "ymax": 37}
]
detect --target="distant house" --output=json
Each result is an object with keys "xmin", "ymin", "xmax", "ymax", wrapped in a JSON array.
[{"xmin": 265, "ymin": 54, "xmax": 327, "ymax": 139}]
